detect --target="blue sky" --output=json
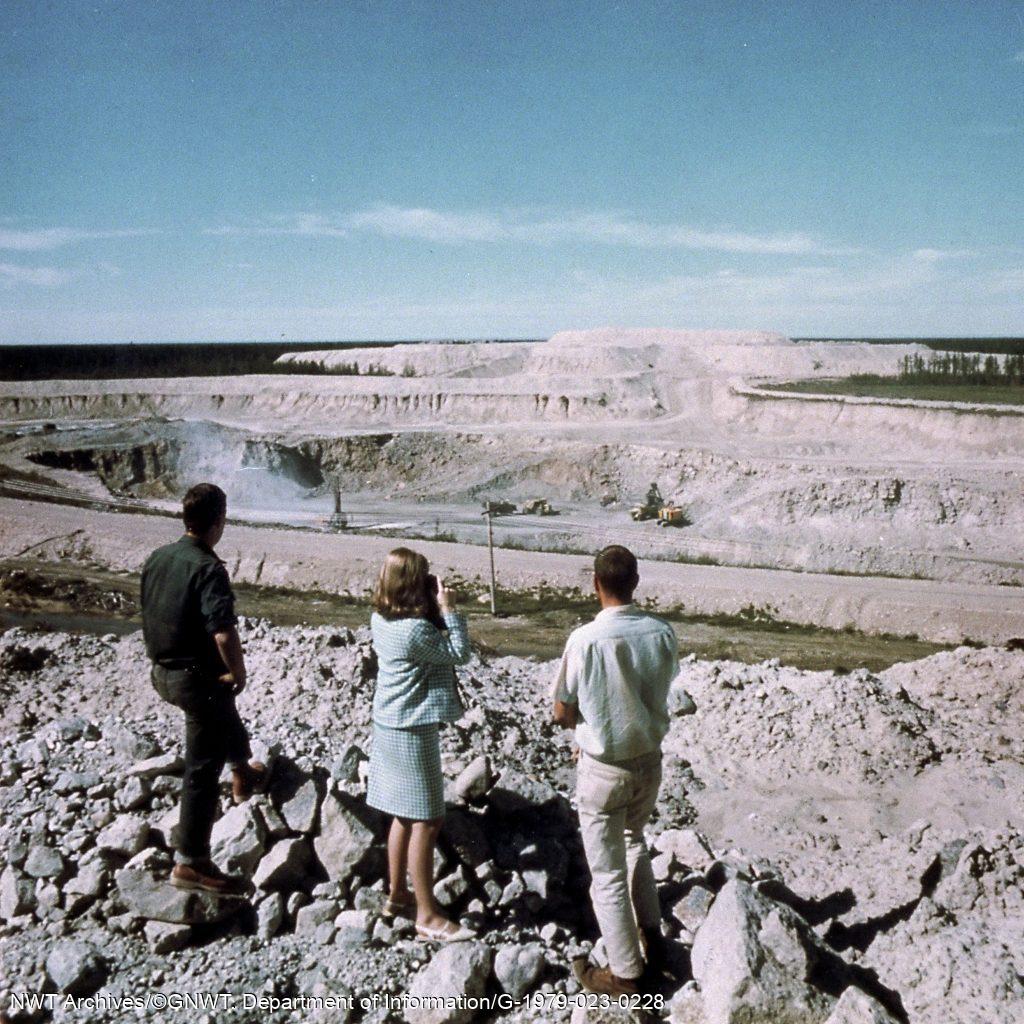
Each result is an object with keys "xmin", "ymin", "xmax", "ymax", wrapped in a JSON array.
[{"xmin": 1, "ymin": 0, "xmax": 1022, "ymax": 342}]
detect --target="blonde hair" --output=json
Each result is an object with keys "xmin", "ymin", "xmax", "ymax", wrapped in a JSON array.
[{"xmin": 373, "ymin": 547, "xmax": 432, "ymax": 619}]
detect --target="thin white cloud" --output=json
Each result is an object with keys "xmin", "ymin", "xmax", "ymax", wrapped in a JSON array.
[
  {"xmin": 0, "ymin": 227, "xmax": 156, "ymax": 252},
  {"xmin": 345, "ymin": 205, "xmax": 855, "ymax": 256},
  {"xmin": 203, "ymin": 213, "xmax": 349, "ymax": 239},
  {"xmin": 911, "ymin": 247, "xmax": 974, "ymax": 262},
  {"xmin": 0, "ymin": 262, "xmax": 72, "ymax": 286},
  {"xmin": 1014, "ymin": 50, "xmax": 1024, "ymax": 64},
  {"xmin": 347, "ymin": 207, "xmax": 503, "ymax": 243}
]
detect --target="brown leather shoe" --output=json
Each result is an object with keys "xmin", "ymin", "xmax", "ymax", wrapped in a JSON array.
[
  {"xmin": 170, "ymin": 861, "xmax": 247, "ymax": 896},
  {"xmin": 231, "ymin": 761, "xmax": 268, "ymax": 804},
  {"xmin": 572, "ymin": 958, "xmax": 639, "ymax": 997}
]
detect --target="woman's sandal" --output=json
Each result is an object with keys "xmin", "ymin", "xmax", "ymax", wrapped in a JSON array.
[
  {"xmin": 382, "ymin": 894, "xmax": 416, "ymax": 919},
  {"xmin": 415, "ymin": 920, "xmax": 476, "ymax": 943}
]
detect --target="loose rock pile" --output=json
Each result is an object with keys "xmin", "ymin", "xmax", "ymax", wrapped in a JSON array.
[{"xmin": 1, "ymin": 621, "xmax": 1022, "ymax": 1023}]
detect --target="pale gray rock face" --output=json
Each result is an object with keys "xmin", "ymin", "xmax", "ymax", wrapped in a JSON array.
[
  {"xmin": 0, "ymin": 864, "xmax": 36, "ymax": 919},
  {"xmin": 453, "ymin": 754, "xmax": 493, "ymax": 802},
  {"xmin": 295, "ymin": 898, "xmax": 338, "ymax": 935},
  {"xmin": 115, "ymin": 867, "xmax": 248, "ymax": 924},
  {"xmin": 128, "ymin": 753, "xmax": 183, "ymax": 778},
  {"xmin": 253, "ymin": 836, "xmax": 313, "ymax": 891},
  {"xmin": 64, "ymin": 861, "xmax": 108, "ymax": 899},
  {"xmin": 96, "ymin": 815, "xmax": 149, "ymax": 857},
  {"xmin": 690, "ymin": 879, "xmax": 838, "ymax": 1024},
  {"xmin": 333, "ymin": 908, "xmax": 372, "ymax": 945},
  {"xmin": 668, "ymin": 686, "xmax": 698, "ymax": 716},
  {"xmin": 45, "ymin": 940, "xmax": 106, "ymax": 996},
  {"xmin": 314, "ymin": 791, "xmax": 377, "ymax": 883},
  {"xmin": 494, "ymin": 942, "xmax": 546, "ymax": 1000},
  {"xmin": 823, "ymin": 987, "xmax": 900, "ymax": 1024},
  {"xmin": 672, "ymin": 883, "xmax": 716, "ymax": 940},
  {"xmin": 434, "ymin": 866, "xmax": 471, "ymax": 906},
  {"xmin": 115, "ymin": 775, "xmax": 151, "ymax": 811},
  {"xmin": 570, "ymin": 1007, "xmax": 638, "ymax": 1024},
  {"xmin": 404, "ymin": 942, "xmax": 493, "ymax": 1024},
  {"xmin": 144, "ymin": 920, "xmax": 193, "ymax": 954},
  {"xmin": 668, "ymin": 981, "xmax": 705, "ymax": 1024},
  {"xmin": 655, "ymin": 828, "xmax": 715, "ymax": 872},
  {"xmin": 855, "ymin": 834, "xmax": 1024, "ymax": 1024},
  {"xmin": 255, "ymin": 891, "xmax": 286, "ymax": 940},
  {"xmin": 23, "ymin": 844, "xmax": 65, "ymax": 880},
  {"xmin": 210, "ymin": 802, "xmax": 267, "ymax": 875},
  {"xmin": 281, "ymin": 778, "xmax": 322, "ymax": 834}
]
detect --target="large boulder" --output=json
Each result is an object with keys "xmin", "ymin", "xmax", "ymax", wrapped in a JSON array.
[
  {"xmin": 494, "ymin": 942, "xmax": 546, "ymax": 1000},
  {"xmin": 655, "ymin": 829, "xmax": 715, "ymax": 872},
  {"xmin": 24, "ymin": 844, "xmax": 65, "ymax": 880},
  {"xmin": 313, "ymin": 792, "xmax": 378, "ymax": 883},
  {"xmin": 404, "ymin": 942, "xmax": 492, "ymax": 1024},
  {"xmin": 672, "ymin": 883, "xmax": 716, "ymax": 941},
  {"xmin": 256, "ymin": 892, "xmax": 286, "ymax": 940},
  {"xmin": 253, "ymin": 837, "xmax": 313, "ymax": 891},
  {"xmin": 211, "ymin": 803, "xmax": 267, "ymax": 875},
  {"xmin": 97, "ymin": 815, "xmax": 150, "ymax": 858},
  {"xmin": 824, "ymin": 987, "xmax": 901, "ymax": 1024},
  {"xmin": 45, "ymin": 940, "xmax": 107, "ymax": 996},
  {"xmin": 453, "ymin": 755, "xmax": 494, "ymax": 803},
  {"xmin": 115, "ymin": 867, "xmax": 248, "ymax": 924},
  {"xmin": 281, "ymin": 778, "xmax": 322, "ymax": 834},
  {"xmin": 690, "ymin": 879, "xmax": 840, "ymax": 1024},
  {"xmin": 0, "ymin": 865, "xmax": 36, "ymax": 919},
  {"xmin": 144, "ymin": 920, "xmax": 194, "ymax": 953}
]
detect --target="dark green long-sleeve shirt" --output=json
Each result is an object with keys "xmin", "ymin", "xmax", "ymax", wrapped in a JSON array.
[{"xmin": 140, "ymin": 535, "xmax": 237, "ymax": 676}]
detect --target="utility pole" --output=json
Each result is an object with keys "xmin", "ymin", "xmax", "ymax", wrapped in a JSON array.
[{"xmin": 482, "ymin": 502, "xmax": 497, "ymax": 615}]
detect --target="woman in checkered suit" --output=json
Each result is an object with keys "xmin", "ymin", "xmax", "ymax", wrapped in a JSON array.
[{"xmin": 367, "ymin": 547, "xmax": 475, "ymax": 941}]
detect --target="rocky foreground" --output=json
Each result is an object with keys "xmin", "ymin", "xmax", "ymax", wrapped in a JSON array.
[{"xmin": 1, "ymin": 621, "xmax": 1022, "ymax": 1023}]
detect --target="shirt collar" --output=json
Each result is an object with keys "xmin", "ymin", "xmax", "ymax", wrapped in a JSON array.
[
  {"xmin": 179, "ymin": 534, "xmax": 224, "ymax": 563},
  {"xmin": 596, "ymin": 603, "xmax": 635, "ymax": 619}
]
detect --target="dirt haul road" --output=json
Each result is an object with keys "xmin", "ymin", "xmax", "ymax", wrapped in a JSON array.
[{"xmin": 0, "ymin": 496, "xmax": 1020, "ymax": 645}]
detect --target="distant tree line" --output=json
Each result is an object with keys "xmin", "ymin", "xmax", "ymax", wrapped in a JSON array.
[{"xmin": 897, "ymin": 352, "xmax": 1024, "ymax": 386}]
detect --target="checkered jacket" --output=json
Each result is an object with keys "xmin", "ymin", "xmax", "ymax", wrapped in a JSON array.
[{"xmin": 370, "ymin": 611, "xmax": 471, "ymax": 727}]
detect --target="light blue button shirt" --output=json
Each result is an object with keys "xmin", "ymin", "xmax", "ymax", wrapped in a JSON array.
[
  {"xmin": 371, "ymin": 611, "xmax": 471, "ymax": 727},
  {"xmin": 553, "ymin": 604, "xmax": 679, "ymax": 763}
]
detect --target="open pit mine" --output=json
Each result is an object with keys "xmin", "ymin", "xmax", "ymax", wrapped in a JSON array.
[
  {"xmin": 1, "ymin": 328, "xmax": 1022, "ymax": 640},
  {"xmin": 1, "ymin": 329, "xmax": 1023, "ymax": 1024}
]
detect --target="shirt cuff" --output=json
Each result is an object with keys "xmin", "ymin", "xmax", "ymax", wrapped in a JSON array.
[{"xmin": 205, "ymin": 616, "xmax": 237, "ymax": 634}]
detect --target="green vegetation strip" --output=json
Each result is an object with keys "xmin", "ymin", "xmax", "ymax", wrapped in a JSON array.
[
  {"xmin": 764, "ymin": 379, "xmax": 1024, "ymax": 406},
  {"xmin": 2, "ymin": 561, "xmax": 952, "ymax": 672}
]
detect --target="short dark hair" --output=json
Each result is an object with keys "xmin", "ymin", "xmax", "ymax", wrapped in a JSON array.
[
  {"xmin": 594, "ymin": 545, "xmax": 638, "ymax": 600},
  {"xmin": 182, "ymin": 483, "xmax": 227, "ymax": 534}
]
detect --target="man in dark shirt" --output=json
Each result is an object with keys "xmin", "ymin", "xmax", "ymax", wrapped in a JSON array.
[{"xmin": 141, "ymin": 483, "xmax": 265, "ymax": 894}]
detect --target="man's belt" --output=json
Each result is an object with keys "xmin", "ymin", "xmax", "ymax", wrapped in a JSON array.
[{"xmin": 153, "ymin": 657, "xmax": 199, "ymax": 670}]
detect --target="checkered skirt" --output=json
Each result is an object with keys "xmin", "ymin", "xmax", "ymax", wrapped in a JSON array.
[{"xmin": 366, "ymin": 721, "xmax": 445, "ymax": 821}]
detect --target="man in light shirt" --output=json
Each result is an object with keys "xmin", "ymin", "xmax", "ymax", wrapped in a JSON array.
[{"xmin": 553, "ymin": 545, "xmax": 679, "ymax": 996}]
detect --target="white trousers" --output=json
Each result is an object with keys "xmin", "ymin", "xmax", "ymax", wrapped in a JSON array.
[{"xmin": 576, "ymin": 749, "xmax": 663, "ymax": 979}]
